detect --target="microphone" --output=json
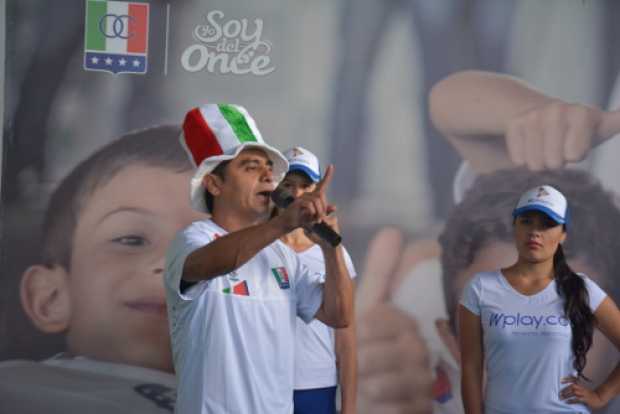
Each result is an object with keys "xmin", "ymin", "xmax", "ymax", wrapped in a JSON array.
[{"xmin": 271, "ymin": 187, "xmax": 342, "ymax": 247}]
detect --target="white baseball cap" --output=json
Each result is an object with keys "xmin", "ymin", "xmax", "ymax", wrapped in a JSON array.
[
  {"xmin": 179, "ymin": 104, "xmax": 288, "ymax": 212},
  {"xmin": 283, "ymin": 147, "xmax": 321, "ymax": 183},
  {"xmin": 513, "ymin": 185, "xmax": 569, "ymax": 225}
]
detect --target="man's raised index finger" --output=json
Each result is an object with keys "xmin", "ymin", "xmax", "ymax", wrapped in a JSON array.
[{"xmin": 315, "ymin": 164, "xmax": 334, "ymax": 193}]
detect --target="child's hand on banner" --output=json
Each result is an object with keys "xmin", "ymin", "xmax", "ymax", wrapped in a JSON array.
[
  {"xmin": 356, "ymin": 228, "xmax": 434, "ymax": 414},
  {"xmin": 504, "ymin": 102, "xmax": 620, "ymax": 171}
]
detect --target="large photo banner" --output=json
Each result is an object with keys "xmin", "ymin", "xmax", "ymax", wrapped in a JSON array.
[{"xmin": 2, "ymin": 0, "xmax": 620, "ymax": 413}]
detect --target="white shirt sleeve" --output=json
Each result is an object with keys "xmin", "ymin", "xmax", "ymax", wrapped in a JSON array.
[
  {"xmin": 342, "ymin": 247, "xmax": 357, "ymax": 279},
  {"xmin": 289, "ymin": 250, "xmax": 324, "ymax": 324},
  {"xmin": 164, "ymin": 224, "xmax": 212, "ymax": 301},
  {"xmin": 460, "ymin": 273, "xmax": 483, "ymax": 316},
  {"xmin": 582, "ymin": 275, "xmax": 608, "ymax": 312}
]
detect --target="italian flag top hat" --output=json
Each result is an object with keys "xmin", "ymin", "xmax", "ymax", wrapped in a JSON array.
[{"xmin": 180, "ymin": 104, "xmax": 288, "ymax": 212}]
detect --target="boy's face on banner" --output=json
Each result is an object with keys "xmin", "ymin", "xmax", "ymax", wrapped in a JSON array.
[{"xmin": 65, "ymin": 165, "xmax": 206, "ymax": 372}]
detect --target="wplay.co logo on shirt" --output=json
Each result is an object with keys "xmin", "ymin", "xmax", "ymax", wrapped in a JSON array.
[{"xmin": 489, "ymin": 312, "xmax": 569, "ymax": 329}]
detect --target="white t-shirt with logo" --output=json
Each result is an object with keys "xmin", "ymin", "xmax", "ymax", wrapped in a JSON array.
[
  {"xmin": 294, "ymin": 244, "xmax": 356, "ymax": 390},
  {"xmin": 164, "ymin": 219, "xmax": 324, "ymax": 414},
  {"xmin": 460, "ymin": 270, "xmax": 607, "ymax": 414}
]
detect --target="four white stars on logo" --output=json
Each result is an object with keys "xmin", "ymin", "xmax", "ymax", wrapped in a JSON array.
[{"xmin": 89, "ymin": 56, "xmax": 142, "ymax": 68}]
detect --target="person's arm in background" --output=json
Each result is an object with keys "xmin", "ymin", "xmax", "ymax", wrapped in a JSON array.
[
  {"xmin": 313, "ymin": 244, "xmax": 354, "ymax": 329},
  {"xmin": 335, "ymin": 309, "xmax": 357, "ymax": 414},
  {"xmin": 304, "ymin": 167, "xmax": 354, "ymax": 329},
  {"xmin": 458, "ymin": 305, "xmax": 484, "ymax": 414},
  {"xmin": 429, "ymin": 70, "xmax": 620, "ymax": 174}
]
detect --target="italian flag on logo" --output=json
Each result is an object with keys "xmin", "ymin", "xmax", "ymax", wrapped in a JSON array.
[
  {"xmin": 84, "ymin": 1, "xmax": 149, "ymax": 74},
  {"xmin": 271, "ymin": 267, "xmax": 290, "ymax": 289},
  {"xmin": 223, "ymin": 281, "xmax": 250, "ymax": 296}
]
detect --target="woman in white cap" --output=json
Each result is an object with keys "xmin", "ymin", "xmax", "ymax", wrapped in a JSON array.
[
  {"xmin": 458, "ymin": 185, "xmax": 620, "ymax": 414},
  {"xmin": 276, "ymin": 147, "xmax": 357, "ymax": 414}
]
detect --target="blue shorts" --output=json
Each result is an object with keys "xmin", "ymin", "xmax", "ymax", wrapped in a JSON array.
[{"xmin": 293, "ymin": 386, "xmax": 337, "ymax": 414}]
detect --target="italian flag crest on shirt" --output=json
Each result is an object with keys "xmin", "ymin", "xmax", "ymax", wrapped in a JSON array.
[
  {"xmin": 222, "ymin": 281, "xmax": 250, "ymax": 296},
  {"xmin": 271, "ymin": 267, "xmax": 290, "ymax": 289}
]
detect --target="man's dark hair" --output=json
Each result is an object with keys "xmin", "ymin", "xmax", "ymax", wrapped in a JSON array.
[
  {"xmin": 204, "ymin": 160, "xmax": 230, "ymax": 214},
  {"xmin": 42, "ymin": 125, "xmax": 192, "ymax": 269}
]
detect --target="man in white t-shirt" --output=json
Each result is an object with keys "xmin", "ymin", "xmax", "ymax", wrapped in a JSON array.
[
  {"xmin": 277, "ymin": 147, "xmax": 357, "ymax": 414},
  {"xmin": 164, "ymin": 104, "xmax": 354, "ymax": 414}
]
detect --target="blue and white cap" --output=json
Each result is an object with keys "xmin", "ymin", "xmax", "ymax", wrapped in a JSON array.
[
  {"xmin": 513, "ymin": 185, "xmax": 569, "ymax": 225},
  {"xmin": 283, "ymin": 147, "xmax": 321, "ymax": 183}
]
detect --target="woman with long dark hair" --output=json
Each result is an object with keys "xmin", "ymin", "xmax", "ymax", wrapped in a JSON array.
[{"xmin": 459, "ymin": 185, "xmax": 620, "ymax": 413}]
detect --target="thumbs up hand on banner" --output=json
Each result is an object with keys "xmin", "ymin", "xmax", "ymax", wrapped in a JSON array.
[{"xmin": 356, "ymin": 228, "xmax": 434, "ymax": 414}]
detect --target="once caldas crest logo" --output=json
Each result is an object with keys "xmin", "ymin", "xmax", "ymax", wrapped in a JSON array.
[{"xmin": 84, "ymin": 0, "xmax": 150, "ymax": 75}]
